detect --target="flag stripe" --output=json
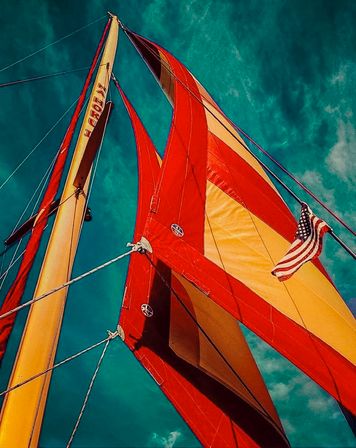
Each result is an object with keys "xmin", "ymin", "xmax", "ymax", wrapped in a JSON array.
[
  {"xmin": 272, "ymin": 206, "xmax": 331, "ymax": 281},
  {"xmin": 274, "ymin": 218, "xmax": 323, "ymax": 267}
]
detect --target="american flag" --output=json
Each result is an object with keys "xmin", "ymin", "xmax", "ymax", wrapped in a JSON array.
[{"xmin": 272, "ymin": 203, "xmax": 331, "ymax": 281}]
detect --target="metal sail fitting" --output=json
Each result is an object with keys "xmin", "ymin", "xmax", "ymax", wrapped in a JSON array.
[{"xmin": 127, "ymin": 237, "xmax": 152, "ymax": 254}]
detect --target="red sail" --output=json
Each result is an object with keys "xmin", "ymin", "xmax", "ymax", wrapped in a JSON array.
[
  {"xmin": 126, "ymin": 31, "xmax": 356, "ymax": 415},
  {"xmin": 0, "ymin": 18, "xmax": 112, "ymax": 362},
  {"xmin": 116, "ymin": 83, "xmax": 289, "ymax": 448}
]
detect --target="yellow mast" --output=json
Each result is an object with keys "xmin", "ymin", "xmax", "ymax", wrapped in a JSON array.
[{"xmin": 0, "ymin": 16, "xmax": 119, "ymax": 447}]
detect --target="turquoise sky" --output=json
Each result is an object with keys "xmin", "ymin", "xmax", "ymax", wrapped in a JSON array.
[{"xmin": 0, "ymin": 1, "xmax": 355, "ymax": 447}]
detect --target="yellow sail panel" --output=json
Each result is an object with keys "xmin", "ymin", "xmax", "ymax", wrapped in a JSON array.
[
  {"xmin": 0, "ymin": 17, "xmax": 118, "ymax": 448},
  {"xmin": 204, "ymin": 180, "xmax": 356, "ymax": 364}
]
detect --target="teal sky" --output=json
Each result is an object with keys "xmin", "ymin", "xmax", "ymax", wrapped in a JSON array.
[{"xmin": 0, "ymin": 1, "xmax": 355, "ymax": 447}]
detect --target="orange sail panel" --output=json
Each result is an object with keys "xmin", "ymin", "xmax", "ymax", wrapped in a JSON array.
[
  {"xmin": 126, "ymin": 31, "xmax": 356, "ymax": 415},
  {"xmin": 0, "ymin": 17, "xmax": 112, "ymax": 363},
  {"xmin": 116, "ymin": 85, "xmax": 289, "ymax": 448}
]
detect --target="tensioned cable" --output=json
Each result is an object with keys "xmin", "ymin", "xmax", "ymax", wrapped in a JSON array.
[
  {"xmin": 145, "ymin": 255, "xmax": 290, "ymax": 444},
  {"xmin": 0, "ymin": 242, "xmax": 23, "ymax": 291},
  {"xmin": 0, "ymin": 148, "xmax": 62, "ymax": 282},
  {"xmin": 122, "ymin": 26, "xmax": 356, "ymax": 247},
  {"xmin": 232, "ymin": 125, "xmax": 356, "ymax": 236},
  {"xmin": 0, "ymin": 165, "xmax": 54, "ymax": 287},
  {"xmin": 0, "ymin": 63, "xmax": 108, "ymax": 89},
  {"xmin": 0, "ymin": 96, "xmax": 80, "ymax": 193},
  {"xmin": 12, "ymin": 149, "xmax": 58, "ymax": 235},
  {"xmin": 0, "ymin": 252, "xmax": 5, "ymax": 278},
  {"xmin": 0, "ymin": 247, "xmax": 135, "ymax": 320},
  {"xmin": 0, "ymin": 16, "xmax": 106, "ymax": 74},
  {"xmin": 0, "ymin": 39, "xmax": 102, "ymax": 291},
  {"xmin": 66, "ymin": 337, "xmax": 112, "ymax": 447},
  {"xmin": 0, "ymin": 329, "xmax": 119, "ymax": 398},
  {"xmin": 0, "ymin": 94, "xmax": 87, "ymax": 283},
  {"xmin": 0, "ymin": 251, "xmax": 25, "ymax": 284},
  {"xmin": 0, "ymin": 66, "xmax": 91, "ymax": 88},
  {"xmin": 0, "ymin": 191, "xmax": 78, "ymax": 291},
  {"xmin": 0, "ymin": 76, "xmax": 93, "ymax": 260}
]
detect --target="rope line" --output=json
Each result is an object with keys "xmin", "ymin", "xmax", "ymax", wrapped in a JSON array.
[
  {"xmin": 66, "ymin": 336, "xmax": 112, "ymax": 447},
  {"xmin": 0, "ymin": 242, "xmax": 24, "ymax": 291},
  {"xmin": 0, "ymin": 330, "xmax": 119, "ymax": 398},
  {"xmin": 0, "ymin": 248, "xmax": 135, "ymax": 320},
  {"xmin": 0, "ymin": 16, "xmax": 106, "ymax": 74},
  {"xmin": 0, "ymin": 96, "xmax": 80, "ymax": 193},
  {"xmin": 144, "ymin": 255, "xmax": 290, "ymax": 446},
  {"xmin": 0, "ymin": 251, "xmax": 5, "ymax": 278},
  {"xmin": 0, "ymin": 249, "xmax": 25, "ymax": 288},
  {"xmin": 122, "ymin": 26, "xmax": 356, "ymax": 245},
  {"xmin": 233, "ymin": 124, "xmax": 356, "ymax": 237},
  {"xmin": 0, "ymin": 142, "xmax": 52, "ymax": 285},
  {"xmin": 0, "ymin": 66, "xmax": 97, "ymax": 89},
  {"xmin": 0, "ymin": 191, "xmax": 78, "ymax": 285}
]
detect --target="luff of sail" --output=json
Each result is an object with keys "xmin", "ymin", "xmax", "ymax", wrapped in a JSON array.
[
  {"xmin": 116, "ymin": 84, "xmax": 289, "ymax": 448},
  {"xmin": 125, "ymin": 31, "xmax": 356, "ymax": 415},
  {"xmin": 0, "ymin": 17, "xmax": 118, "ymax": 447}
]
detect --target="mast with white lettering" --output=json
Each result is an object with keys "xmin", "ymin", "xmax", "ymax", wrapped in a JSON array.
[{"xmin": 0, "ymin": 15, "xmax": 119, "ymax": 447}]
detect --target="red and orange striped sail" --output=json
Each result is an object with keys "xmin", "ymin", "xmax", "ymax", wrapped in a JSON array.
[
  {"xmin": 125, "ymin": 30, "xmax": 356, "ymax": 415},
  {"xmin": 116, "ymin": 84, "xmax": 289, "ymax": 448}
]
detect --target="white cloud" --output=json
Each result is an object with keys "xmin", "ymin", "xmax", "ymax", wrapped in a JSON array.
[
  {"xmin": 270, "ymin": 382, "xmax": 289, "ymax": 400},
  {"xmin": 150, "ymin": 430, "xmax": 182, "ymax": 448},
  {"xmin": 330, "ymin": 66, "xmax": 347, "ymax": 85},
  {"xmin": 281, "ymin": 418, "xmax": 296, "ymax": 435},
  {"xmin": 307, "ymin": 396, "xmax": 333, "ymax": 412},
  {"xmin": 299, "ymin": 169, "xmax": 335, "ymax": 205},
  {"xmin": 327, "ymin": 120, "xmax": 356, "ymax": 183}
]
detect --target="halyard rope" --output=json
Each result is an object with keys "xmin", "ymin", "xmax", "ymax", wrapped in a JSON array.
[
  {"xmin": 66, "ymin": 334, "xmax": 114, "ymax": 447},
  {"xmin": 0, "ymin": 247, "xmax": 136, "ymax": 320},
  {"xmin": 0, "ymin": 16, "xmax": 106, "ymax": 74},
  {"xmin": 0, "ymin": 330, "xmax": 119, "ymax": 398},
  {"xmin": 0, "ymin": 65, "xmax": 101, "ymax": 89},
  {"xmin": 0, "ymin": 96, "xmax": 80, "ymax": 193},
  {"xmin": 0, "ymin": 190, "xmax": 79, "ymax": 286}
]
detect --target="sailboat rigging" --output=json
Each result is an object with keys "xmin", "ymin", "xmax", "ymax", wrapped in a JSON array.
[{"xmin": 0, "ymin": 10, "xmax": 354, "ymax": 448}]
